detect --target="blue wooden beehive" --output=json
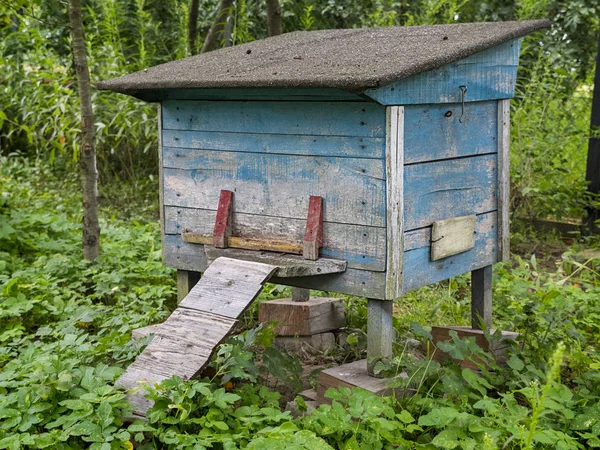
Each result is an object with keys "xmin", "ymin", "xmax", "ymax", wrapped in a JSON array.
[{"xmin": 99, "ymin": 20, "xmax": 548, "ymax": 301}]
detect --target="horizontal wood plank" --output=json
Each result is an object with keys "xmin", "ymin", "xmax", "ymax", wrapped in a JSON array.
[
  {"xmin": 162, "ymin": 100, "xmax": 386, "ymax": 137},
  {"xmin": 403, "ymin": 153, "xmax": 497, "ymax": 230},
  {"xmin": 162, "ymin": 149, "xmax": 386, "ymax": 227},
  {"xmin": 165, "ymin": 206, "xmax": 386, "ymax": 271},
  {"xmin": 162, "ymin": 130, "xmax": 385, "ymax": 159},
  {"xmin": 204, "ymin": 247, "xmax": 347, "ymax": 278},
  {"xmin": 402, "ymin": 211, "xmax": 498, "ymax": 293},
  {"xmin": 162, "ymin": 235, "xmax": 386, "ymax": 298},
  {"xmin": 363, "ymin": 40, "xmax": 521, "ymax": 105},
  {"xmin": 271, "ymin": 269, "xmax": 387, "ymax": 300},
  {"xmin": 404, "ymin": 101, "xmax": 498, "ymax": 164}
]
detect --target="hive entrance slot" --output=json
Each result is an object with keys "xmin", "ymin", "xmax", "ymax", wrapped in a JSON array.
[{"xmin": 181, "ymin": 190, "xmax": 324, "ymax": 259}]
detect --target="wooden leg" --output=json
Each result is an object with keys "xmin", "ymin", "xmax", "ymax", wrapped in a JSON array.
[
  {"xmin": 177, "ymin": 270, "xmax": 201, "ymax": 303},
  {"xmin": 291, "ymin": 287, "xmax": 310, "ymax": 302},
  {"xmin": 367, "ymin": 299, "xmax": 394, "ymax": 377},
  {"xmin": 471, "ymin": 265, "xmax": 492, "ymax": 330}
]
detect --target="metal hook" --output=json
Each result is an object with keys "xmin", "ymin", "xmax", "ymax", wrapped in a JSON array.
[{"xmin": 459, "ymin": 85, "xmax": 467, "ymax": 123}]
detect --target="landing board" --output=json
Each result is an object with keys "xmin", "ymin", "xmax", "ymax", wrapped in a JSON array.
[{"xmin": 118, "ymin": 257, "xmax": 277, "ymax": 416}]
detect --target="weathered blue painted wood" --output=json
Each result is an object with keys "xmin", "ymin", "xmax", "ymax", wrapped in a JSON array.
[
  {"xmin": 403, "ymin": 153, "xmax": 497, "ymax": 231},
  {"xmin": 162, "ymin": 101, "xmax": 386, "ymax": 137},
  {"xmin": 363, "ymin": 40, "xmax": 521, "ymax": 105},
  {"xmin": 273, "ymin": 269, "xmax": 387, "ymax": 300},
  {"xmin": 163, "ymin": 206, "xmax": 387, "ymax": 271},
  {"xmin": 162, "ymin": 130, "xmax": 385, "ymax": 159},
  {"xmin": 404, "ymin": 101, "xmax": 498, "ymax": 164},
  {"xmin": 146, "ymin": 87, "xmax": 365, "ymax": 102},
  {"xmin": 163, "ymin": 234, "xmax": 209, "ymax": 271},
  {"xmin": 163, "ymin": 234, "xmax": 387, "ymax": 299},
  {"xmin": 162, "ymin": 149, "xmax": 386, "ymax": 227},
  {"xmin": 402, "ymin": 211, "xmax": 498, "ymax": 293}
]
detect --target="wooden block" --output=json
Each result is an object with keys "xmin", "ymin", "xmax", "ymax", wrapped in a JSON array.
[
  {"xmin": 316, "ymin": 359, "xmax": 409, "ymax": 404},
  {"xmin": 273, "ymin": 332, "xmax": 336, "ymax": 355},
  {"xmin": 431, "ymin": 326, "xmax": 519, "ymax": 370},
  {"xmin": 431, "ymin": 215, "xmax": 476, "ymax": 261},
  {"xmin": 259, "ymin": 297, "xmax": 345, "ymax": 336}
]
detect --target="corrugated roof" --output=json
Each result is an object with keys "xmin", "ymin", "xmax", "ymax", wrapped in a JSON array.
[{"xmin": 97, "ymin": 20, "xmax": 549, "ymax": 95}]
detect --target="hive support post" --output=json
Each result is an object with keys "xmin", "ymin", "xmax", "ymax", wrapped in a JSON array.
[
  {"xmin": 471, "ymin": 265, "xmax": 492, "ymax": 329},
  {"xmin": 367, "ymin": 298, "xmax": 394, "ymax": 377},
  {"xmin": 177, "ymin": 270, "xmax": 201, "ymax": 304},
  {"xmin": 292, "ymin": 287, "xmax": 310, "ymax": 302}
]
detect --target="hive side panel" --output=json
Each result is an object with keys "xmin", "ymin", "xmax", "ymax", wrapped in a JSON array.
[
  {"xmin": 403, "ymin": 153, "xmax": 497, "ymax": 230},
  {"xmin": 400, "ymin": 100, "xmax": 502, "ymax": 294},
  {"xmin": 161, "ymin": 99, "xmax": 388, "ymax": 298},
  {"xmin": 363, "ymin": 40, "xmax": 521, "ymax": 105},
  {"xmin": 385, "ymin": 106, "xmax": 404, "ymax": 300}
]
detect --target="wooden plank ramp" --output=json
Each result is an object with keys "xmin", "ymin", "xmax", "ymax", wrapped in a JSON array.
[{"xmin": 118, "ymin": 257, "xmax": 277, "ymax": 417}]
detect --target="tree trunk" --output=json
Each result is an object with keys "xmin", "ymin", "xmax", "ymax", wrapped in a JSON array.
[
  {"xmin": 265, "ymin": 0, "xmax": 282, "ymax": 36},
  {"xmin": 69, "ymin": 0, "xmax": 100, "ymax": 261},
  {"xmin": 200, "ymin": 0, "xmax": 234, "ymax": 54},
  {"xmin": 188, "ymin": 0, "xmax": 200, "ymax": 55}
]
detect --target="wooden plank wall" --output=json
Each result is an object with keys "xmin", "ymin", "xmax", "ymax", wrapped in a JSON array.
[
  {"xmin": 400, "ymin": 100, "xmax": 500, "ymax": 294},
  {"xmin": 161, "ymin": 100, "xmax": 389, "ymax": 299},
  {"xmin": 363, "ymin": 40, "xmax": 521, "ymax": 105}
]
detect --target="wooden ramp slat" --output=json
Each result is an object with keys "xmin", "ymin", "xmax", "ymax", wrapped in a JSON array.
[{"xmin": 118, "ymin": 257, "xmax": 277, "ymax": 416}]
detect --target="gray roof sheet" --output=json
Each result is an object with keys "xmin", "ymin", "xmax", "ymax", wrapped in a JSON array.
[{"xmin": 97, "ymin": 20, "xmax": 549, "ymax": 95}]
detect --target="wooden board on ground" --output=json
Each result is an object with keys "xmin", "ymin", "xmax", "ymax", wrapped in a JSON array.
[
  {"xmin": 117, "ymin": 257, "xmax": 277, "ymax": 417},
  {"xmin": 316, "ymin": 359, "xmax": 410, "ymax": 404},
  {"xmin": 430, "ymin": 326, "xmax": 519, "ymax": 371}
]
